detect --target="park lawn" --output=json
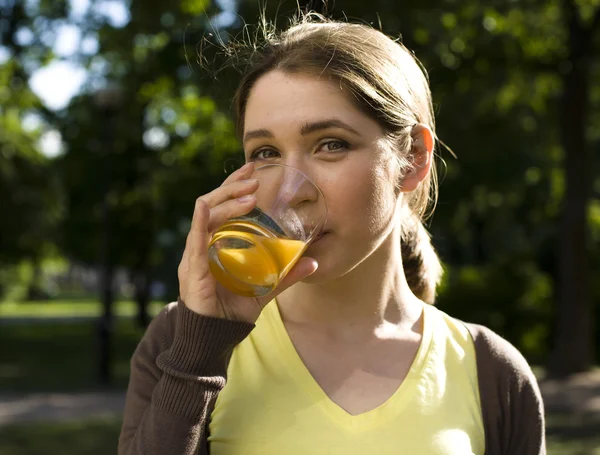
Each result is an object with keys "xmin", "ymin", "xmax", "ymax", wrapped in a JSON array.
[
  {"xmin": 0, "ymin": 416, "xmax": 597, "ymax": 455},
  {"xmin": 0, "ymin": 299, "xmax": 165, "ymax": 319},
  {"xmin": 547, "ymin": 436, "xmax": 600, "ymax": 455},
  {"xmin": 546, "ymin": 413, "xmax": 600, "ymax": 455},
  {"xmin": 0, "ymin": 319, "xmax": 149, "ymax": 392},
  {"xmin": 0, "ymin": 417, "xmax": 121, "ymax": 455},
  {"xmin": 0, "ymin": 299, "xmax": 167, "ymax": 391}
]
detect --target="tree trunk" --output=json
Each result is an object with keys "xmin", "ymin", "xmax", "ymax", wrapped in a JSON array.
[
  {"xmin": 133, "ymin": 267, "xmax": 151, "ymax": 328},
  {"xmin": 97, "ymin": 196, "xmax": 114, "ymax": 386},
  {"xmin": 26, "ymin": 260, "xmax": 46, "ymax": 301},
  {"xmin": 548, "ymin": 4, "xmax": 596, "ymax": 377},
  {"xmin": 96, "ymin": 102, "xmax": 119, "ymax": 386}
]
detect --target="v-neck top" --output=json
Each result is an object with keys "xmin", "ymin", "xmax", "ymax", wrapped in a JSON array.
[{"xmin": 208, "ymin": 301, "xmax": 485, "ymax": 454}]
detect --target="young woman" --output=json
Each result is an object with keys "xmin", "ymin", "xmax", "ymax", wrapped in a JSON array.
[{"xmin": 119, "ymin": 14, "xmax": 545, "ymax": 455}]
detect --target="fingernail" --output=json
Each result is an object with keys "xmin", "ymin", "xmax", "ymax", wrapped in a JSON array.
[
  {"xmin": 242, "ymin": 179, "xmax": 258, "ymax": 185},
  {"xmin": 238, "ymin": 194, "xmax": 256, "ymax": 203},
  {"xmin": 240, "ymin": 162, "xmax": 252, "ymax": 171}
]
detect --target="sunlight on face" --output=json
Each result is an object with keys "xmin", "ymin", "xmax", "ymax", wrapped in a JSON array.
[{"xmin": 243, "ymin": 71, "xmax": 402, "ymax": 281}]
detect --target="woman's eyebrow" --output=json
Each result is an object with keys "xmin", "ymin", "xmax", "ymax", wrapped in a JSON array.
[
  {"xmin": 300, "ymin": 119, "xmax": 361, "ymax": 136},
  {"xmin": 243, "ymin": 128, "xmax": 273, "ymax": 144},
  {"xmin": 243, "ymin": 118, "xmax": 361, "ymax": 145}
]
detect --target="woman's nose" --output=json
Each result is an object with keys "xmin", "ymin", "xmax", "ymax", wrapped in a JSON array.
[
  {"xmin": 278, "ymin": 168, "xmax": 319, "ymax": 208},
  {"xmin": 252, "ymin": 163, "xmax": 326, "ymax": 239}
]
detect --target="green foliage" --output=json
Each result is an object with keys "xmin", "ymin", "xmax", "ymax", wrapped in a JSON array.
[
  {"xmin": 38, "ymin": 0, "xmax": 242, "ymax": 290},
  {"xmin": 0, "ymin": 106, "xmax": 62, "ymax": 270},
  {"xmin": 0, "ymin": 252, "xmax": 72, "ymax": 302},
  {"xmin": 181, "ymin": 0, "xmax": 212, "ymax": 16},
  {"xmin": 437, "ymin": 256, "xmax": 554, "ymax": 362},
  {"xmin": 0, "ymin": 2, "xmax": 64, "ymax": 271}
]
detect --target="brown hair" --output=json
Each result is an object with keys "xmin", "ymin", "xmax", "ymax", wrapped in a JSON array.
[{"xmin": 227, "ymin": 13, "xmax": 443, "ymax": 303}]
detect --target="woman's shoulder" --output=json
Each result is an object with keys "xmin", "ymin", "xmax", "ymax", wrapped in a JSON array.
[
  {"xmin": 462, "ymin": 321, "xmax": 536, "ymax": 382},
  {"xmin": 426, "ymin": 304, "xmax": 536, "ymax": 380},
  {"xmin": 457, "ymin": 321, "xmax": 546, "ymax": 452},
  {"xmin": 459, "ymin": 319, "xmax": 544, "ymax": 421}
]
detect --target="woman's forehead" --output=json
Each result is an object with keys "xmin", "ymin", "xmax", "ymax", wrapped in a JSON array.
[{"xmin": 244, "ymin": 71, "xmax": 376, "ymax": 134}]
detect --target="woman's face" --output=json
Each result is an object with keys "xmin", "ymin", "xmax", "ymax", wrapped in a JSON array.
[{"xmin": 243, "ymin": 70, "xmax": 402, "ymax": 282}]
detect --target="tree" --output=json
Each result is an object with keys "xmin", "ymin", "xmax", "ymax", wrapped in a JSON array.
[
  {"xmin": 50, "ymin": 0, "xmax": 240, "ymax": 382},
  {"xmin": 550, "ymin": 0, "xmax": 600, "ymax": 376},
  {"xmin": 0, "ymin": 0, "xmax": 63, "ymax": 298}
]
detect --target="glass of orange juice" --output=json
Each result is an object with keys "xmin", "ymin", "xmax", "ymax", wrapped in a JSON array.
[{"xmin": 208, "ymin": 164, "xmax": 327, "ymax": 297}]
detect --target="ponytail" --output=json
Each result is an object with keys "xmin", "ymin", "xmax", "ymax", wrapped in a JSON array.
[{"xmin": 401, "ymin": 209, "xmax": 443, "ymax": 304}]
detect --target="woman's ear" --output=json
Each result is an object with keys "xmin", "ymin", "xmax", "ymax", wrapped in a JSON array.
[{"xmin": 399, "ymin": 124, "xmax": 434, "ymax": 193}]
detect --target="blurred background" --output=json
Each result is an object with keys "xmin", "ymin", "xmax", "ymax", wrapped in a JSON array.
[{"xmin": 0, "ymin": 0, "xmax": 599, "ymax": 453}]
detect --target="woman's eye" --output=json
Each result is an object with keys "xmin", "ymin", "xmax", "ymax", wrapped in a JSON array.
[
  {"xmin": 249, "ymin": 148, "xmax": 280, "ymax": 161},
  {"xmin": 318, "ymin": 140, "xmax": 349, "ymax": 153}
]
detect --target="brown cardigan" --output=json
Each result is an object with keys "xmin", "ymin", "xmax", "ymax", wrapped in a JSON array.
[{"xmin": 118, "ymin": 300, "xmax": 546, "ymax": 455}]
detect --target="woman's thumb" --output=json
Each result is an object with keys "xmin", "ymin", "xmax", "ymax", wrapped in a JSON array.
[{"xmin": 258, "ymin": 257, "xmax": 318, "ymax": 305}]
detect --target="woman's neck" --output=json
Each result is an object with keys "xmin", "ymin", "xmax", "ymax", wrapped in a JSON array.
[{"xmin": 276, "ymin": 224, "xmax": 424, "ymax": 342}]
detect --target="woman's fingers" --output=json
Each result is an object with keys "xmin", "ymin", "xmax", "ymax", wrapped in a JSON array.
[
  {"xmin": 179, "ymin": 164, "xmax": 256, "ymax": 292},
  {"xmin": 207, "ymin": 195, "xmax": 257, "ymax": 232},
  {"xmin": 182, "ymin": 198, "xmax": 220, "ymax": 307},
  {"xmin": 188, "ymin": 199, "xmax": 210, "ymax": 271},
  {"xmin": 201, "ymin": 178, "xmax": 259, "ymax": 209},
  {"xmin": 183, "ymin": 184, "xmax": 256, "ymax": 261},
  {"xmin": 179, "ymin": 200, "xmax": 206, "ymax": 294},
  {"xmin": 257, "ymin": 257, "xmax": 319, "ymax": 306},
  {"xmin": 222, "ymin": 161, "xmax": 254, "ymax": 185}
]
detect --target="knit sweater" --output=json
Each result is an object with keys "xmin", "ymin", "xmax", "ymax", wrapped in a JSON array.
[{"xmin": 118, "ymin": 300, "xmax": 546, "ymax": 455}]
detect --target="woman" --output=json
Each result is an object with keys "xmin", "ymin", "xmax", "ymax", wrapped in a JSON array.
[{"xmin": 119, "ymin": 14, "xmax": 545, "ymax": 455}]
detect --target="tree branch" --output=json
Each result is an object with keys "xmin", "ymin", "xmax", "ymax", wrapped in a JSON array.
[
  {"xmin": 589, "ymin": 7, "xmax": 600, "ymax": 34},
  {"xmin": 561, "ymin": 0, "xmax": 583, "ymax": 32}
]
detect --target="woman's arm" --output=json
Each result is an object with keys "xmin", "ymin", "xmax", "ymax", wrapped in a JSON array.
[{"xmin": 118, "ymin": 300, "xmax": 254, "ymax": 455}]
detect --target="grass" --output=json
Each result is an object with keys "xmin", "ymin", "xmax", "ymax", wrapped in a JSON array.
[
  {"xmin": 0, "ymin": 299, "xmax": 165, "ymax": 319},
  {"xmin": 0, "ymin": 417, "xmax": 121, "ymax": 455},
  {"xmin": 548, "ymin": 434, "xmax": 600, "ymax": 454},
  {"xmin": 0, "ymin": 299, "xmax": 168, "ymax": 392},
  {"xmin": 546, "ymin": 413, "xmax": 600, "ymax": 455},
  {"xmin": 0, "ymin": 319, "xmax": 150, "ymax": 392},
  {"xmin": 0, "ymin": 299, "xmax": 166, "ymax": 392}
]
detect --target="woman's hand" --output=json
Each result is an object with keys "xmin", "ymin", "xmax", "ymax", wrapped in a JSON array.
[{"xmin": 177, "ymin": 162, "xmax": 319, "ymax": 324}]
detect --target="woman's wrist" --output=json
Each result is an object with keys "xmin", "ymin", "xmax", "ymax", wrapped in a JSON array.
[{"xmin": 157, "ymin": 299, "xmax": 255, "ymax": 376}]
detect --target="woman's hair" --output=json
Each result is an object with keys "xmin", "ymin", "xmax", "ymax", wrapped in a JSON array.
[{"xmin": 224, "ymin": 13, "xmax": 444, "ymax": 303}]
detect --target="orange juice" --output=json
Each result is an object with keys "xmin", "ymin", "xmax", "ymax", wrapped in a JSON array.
[{"xmin": 208, "ymin": 218, "xmax": 306, "ymax": 297}]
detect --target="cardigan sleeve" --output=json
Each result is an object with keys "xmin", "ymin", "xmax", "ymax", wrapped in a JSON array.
[
  {"xmin": 118, "ymin": 300, "xmax": 255, "ymax": 455},
  {"xmin": 465, "ymin": 323, "xmax": 546, "ymax": 455}
]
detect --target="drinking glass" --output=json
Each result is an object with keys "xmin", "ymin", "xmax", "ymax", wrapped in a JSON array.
[{"xmin": 208, "ymin": 164, "xmax": 327, "ymax": 297}]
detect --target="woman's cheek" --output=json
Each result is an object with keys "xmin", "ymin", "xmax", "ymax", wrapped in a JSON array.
[
  {"xmin": 317, "ymin": 156, "xmax": 393, "ymax": 233},
  {"xmin": 364, "ymin": 163, "xmax": 398, "ymax": 235},
  {"xmin": 324, "ymin": 184, "xmax": 356, "ymax": 224}
]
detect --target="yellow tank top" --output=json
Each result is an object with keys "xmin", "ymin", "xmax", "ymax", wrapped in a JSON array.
[{"xmin": 209, "ymin": 301, "xmax": 485, "ymax": 454}]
